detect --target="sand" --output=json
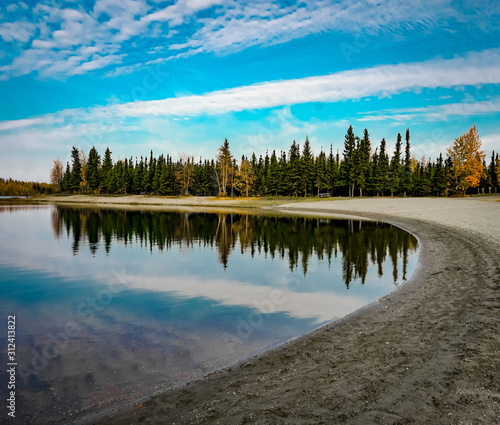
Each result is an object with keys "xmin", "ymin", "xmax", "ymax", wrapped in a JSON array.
[{"xmin": 38, "ymin": 196, "xmax": 500, "ymax": 424}]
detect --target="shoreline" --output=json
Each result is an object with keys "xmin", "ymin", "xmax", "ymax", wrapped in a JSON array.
[{"xmin": 23, "ymin": 196, "xmax": 500, "ymax": 423}]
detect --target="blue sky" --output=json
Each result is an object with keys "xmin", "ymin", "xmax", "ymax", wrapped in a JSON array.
[{"xmin": 0, "ymin": 0, "xmax": 499, "ymax": 181}]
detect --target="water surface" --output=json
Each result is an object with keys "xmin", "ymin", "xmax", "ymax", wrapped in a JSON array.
[{"xmin": 0, "ymin": 205, "xmax": 418, "ymax": 424}]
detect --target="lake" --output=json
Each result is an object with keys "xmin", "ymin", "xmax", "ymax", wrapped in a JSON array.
[{"xmin": 0, "ymin": 204, "xmax": 418, "ymax": 424}]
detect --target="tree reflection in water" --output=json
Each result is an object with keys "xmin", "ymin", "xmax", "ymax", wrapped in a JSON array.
[{"xmin": 52, "ymin": 206, "xmax": 418, "ymax": 287}]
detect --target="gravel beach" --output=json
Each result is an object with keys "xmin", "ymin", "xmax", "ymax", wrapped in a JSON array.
[{"xmin": 41, "ymin": 196, "xmax": 500, "ymax": 424}]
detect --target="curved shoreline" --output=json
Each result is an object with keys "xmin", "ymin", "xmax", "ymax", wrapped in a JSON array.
[{"xmin": 35, "ymin": 196, "xmax": 500, "ymax": 424}]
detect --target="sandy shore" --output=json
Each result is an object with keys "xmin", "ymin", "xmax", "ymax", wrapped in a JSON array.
[{"xmin": 40, "ymin": 196, "xmax": 500, "ymax": 424}]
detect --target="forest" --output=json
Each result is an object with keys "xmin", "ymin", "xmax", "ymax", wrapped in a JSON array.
[{"xmin": 3, "ymin": 124, "xmax": 496, "ymax": 198}]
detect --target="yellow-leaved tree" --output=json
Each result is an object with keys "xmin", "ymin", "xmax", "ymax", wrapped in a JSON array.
[
  {"xmin": 446, "ymin": 125, "xmax": 486, "ymax": 196},
  {"xmin": 496, "ymin": 156, "xmax": 500, "ymax": 186},
  {"xmin": 235, "ymin": 157, "xmax": 256, "ymax": 197}
]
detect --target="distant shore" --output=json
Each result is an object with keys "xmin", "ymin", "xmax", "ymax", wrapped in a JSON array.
[
  {"xmin": 31, "ymin": 193, "xmax": 337, "ymax": 209},
  {"xmin": 29, "ymin": 195, "xmax": 500, "ymax": 424}
]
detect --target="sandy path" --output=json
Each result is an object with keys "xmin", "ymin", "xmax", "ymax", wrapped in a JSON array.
[{"xmin": 68, "ymin": 196, "xmax": 499, "ymax": 424}]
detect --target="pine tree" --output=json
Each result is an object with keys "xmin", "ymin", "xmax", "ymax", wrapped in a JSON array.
[
  {"xmin": 350, "ymin": 138, "xmax": 362, "ymax": 196},
  {"xmin": 370, "ymin": 148, "xmax": 379, "ymax": 196},
  {"xmin": 62, "ymin": 162, "xmax": 71, "ymax": 191},
  {"xmin": 377, "ymin": 138, "xmax": 389, "ymax": 196},
  {"xmin": 488, "ymin": 151, "xmax": 498, "ymax": 193},
  {"xmin": 267, "ymin": 151, "xmax": 280, "ymax": 196},
  {"xmin": 288, "ymin": 141, "xmax": 301, "ymax": 196},
  {"xmin": 357, "ymin": 129, "xmax": 371, "ymax": 196},
  {"xmin": 132, "ymin": 158, "xmax": 143, "ymax": 194},
  {"xmin": 69, "ymin": 146, "xmax": 82, "ymax": 192},
  {"xmin": 86, "ymin": 147, "xmax": 101, "ymax": 192},
  {"xmin": 216, "ymin": 139, "xmax": 233, "ymax": 196},
  {"xmin": 278, "ymin": 151, "xmax": 288, "ymax": 195},
  {"xmin": 402, "ymin": 128, "xmax": 412, "ymax": 196},
  {"xmin": 101, "ymin": 147, "xmax": 113, "ymax": 193},
  {"xmin": 389, "ymin": 134, "xmax": 402, "ymax": 196},
  {"xmin": 301, "ymin": 136, "xmax": 315, "ymax": 196},
  {"xmin": 432, "ymin": 153, "xmax": 446, "ymax": 196},
  {"xmin": 496, "ymin": 154, "xmax": 500, "ymax": 193},
  {"xmin": 315, "ymin": 149, "xmax": 328, "ymax": 196},
  {"xmin": 340, "ymin": 125, "xmax": 356, "ymax": 196}
]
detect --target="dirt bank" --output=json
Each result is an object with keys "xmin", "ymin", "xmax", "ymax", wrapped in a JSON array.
[{"xmin": 76, "ymin": 196, "xmax": 500, "ymax": 424}]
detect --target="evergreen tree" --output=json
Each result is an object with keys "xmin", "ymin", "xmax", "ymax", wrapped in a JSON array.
[
  {"xmin": 357, "ymin": 129, "xmax": 371, "ymax": 196},
  {"xmin": 141, "ymin": 156, "xmax": 151, "ymax": 193},
  {"xmin": 69, "ymin": 146, "xmax": 82, "ymax": 192},
  {"xmin": 340, "ymin": 125, "xmax": 356, "ymax": 196},
  {"xmin": 488, "ymin": 151, "xmax": 498, "ymax": 192},
  {"xmin": 301, "ymin": 136, "xmax": 315, "ymax": 196},
  {"xmin": 288, "ymin": 141, "xmax": 301, "ymax": 196},
  {"xmin": 278, "ymin": 151, "xmax": 288, "ymax": 195},
  {"xmin": 444, "ymin": 156, "xmax": 457, "ymax": 196},
  {"xmin": 432, "ymin": 153, "xmax": 446, "ymax": 196},
  {"xmin": 350, "ymin": 138, "xmax": 363, "ymax": 196},
  {"xmin": 389, "ymin": 134, "xmax": 402, "ymax": 196},
  {"xmin": 132, "ymin": 157, "xmax": 144, "ymax": 193},
  {"xmin": 402, "ymin": 129, "xmax": 412, "ymax": 196},
  {"xmin": 86, "ymin": 146, "xmax": 101, "ymax": 191},
  {"xmin": 370, "ymin": 148, "xmax": 379, "ymax": 196},
  {"xmin": 216, "ymin": 138, "xmax": 233, "ymax": 196},
  {"xmin": 315, "ymin": 149, "xmax": 328, "ymax": 196},
  {"xmin": 101, "ymin": 147, "xmax": 113, "ymax": 193},
  {"xmin": 62, "ymin": 161, "xmax": 71, "ymax": 191},
  {"xmin": 152, "ymin": 155, "xmax": 163, "ymax": 194},
  {"xmin": 377, "ymin": 138, "xmax": 389, "ymax": 196},
  {"xmin": 267, "ymin": 150, "xmax": 280, "ymax": 196}
]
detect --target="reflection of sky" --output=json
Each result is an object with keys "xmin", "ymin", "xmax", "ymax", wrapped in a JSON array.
[{"xmin": 0, "ymin": 206, "xmax": 417, "ymax": 423}]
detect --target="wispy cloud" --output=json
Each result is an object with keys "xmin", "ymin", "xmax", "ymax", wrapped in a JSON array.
[
  {"xmin": 0, "ymin": 0, "xmax": 494, "ymax": 80},
  {"xmin": 357, "ymin": 96, "xmax": 500, "ymax": 123},
  {"xmin": 111, "ymin": 48, "xmax": 500, "ymax": 117},
  {"xmin": 1, "ymin": 48, "xmax": 500, "ymax": 130}
]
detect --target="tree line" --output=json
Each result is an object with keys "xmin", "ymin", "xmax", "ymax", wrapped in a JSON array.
[
  {"xmin": 52, "ymin": 206, "xmax": 417, "ymax": 286},
  {"xmin": 0, "ymin": 178, "xmax": 54, "ymax": 196},
  {"xmin": 50, "ymin": 125, "xmax": 499, "ymax": 197}
]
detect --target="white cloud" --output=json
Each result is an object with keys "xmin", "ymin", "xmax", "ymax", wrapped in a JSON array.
[
  {"xmin": 357, "ymin": 96, "xmax": 500, "ymax": 123},
  {"xmin": 141, "ymin": 0, "xmax": 225, "ymax": 26},
  {"xmin": 0, "ymin": 21, "xmax": 36, "ymax": 43},
  {"xmin": 167, "ymin": 0, "xmax": 454, "ymax": 57},
  {"xmin": 0, "ymin": 0, "xmax": 490, "ymax": 80},
  {"xmin": 124, "ymin": 274, "xmax": 368, "ymax": 323},
  {"xmin": 110, "ymin": 48, "xmax": 500, "ymax": 118},
  {"xmin": 2, "ymin": 48, "xmax": 500, "ymax": 131}
]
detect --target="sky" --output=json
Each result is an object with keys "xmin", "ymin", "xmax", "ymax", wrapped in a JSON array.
[{"xmin": 0, "ymin": 0, "xmax": 499, "ymax": 182}]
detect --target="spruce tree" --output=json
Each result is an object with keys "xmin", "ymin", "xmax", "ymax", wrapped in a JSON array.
[
  {"xmin": 69, "ymin": 146, "xmax": 82, "ymax": 192},
  {"xmin": 62, "ymin": 161, "xmax": 71, "ymax": 192},
  {"xmin": 288, "ymin": 141, "xmax": 301, "ymax": 196},
  {"xmin": 389, "ymin": 133, "xmax": 402, "ymax": 196},
  {"xmin": 301, "ymin": 136, "xmax": 314, "ymax": 196},
  {"xmin": 432, "ymin": 153, "xmax": 446, "ymax": 196},
  {"xmin": 340, "ymin": 125, "xmax": 356, "ymax": 196},
  {"xmin": 402, "ymin": 129, "xmax": 412, "ymax": 196},
  {"xmin": 315, "ymin": 149, "xmax": 328, "ymax": 196},
  {"xmin": 488, "ymin": 151, "xmax": 498, "ymax": 192},
  {"xmin": 86, "ymin": 146, "xmax": 101, "ymax": 192},
  {"xmin": 377, "ymin": 138, "xmax": 389, "ymax": 196},
  {"xmin": 101, "ymin": 147, "xmax": 113, "ymax": 193}
]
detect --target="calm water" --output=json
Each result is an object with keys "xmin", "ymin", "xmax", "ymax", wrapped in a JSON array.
[{"xmin": 0, "ymin": 205, "xmax": 418, "ymax": 424}]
